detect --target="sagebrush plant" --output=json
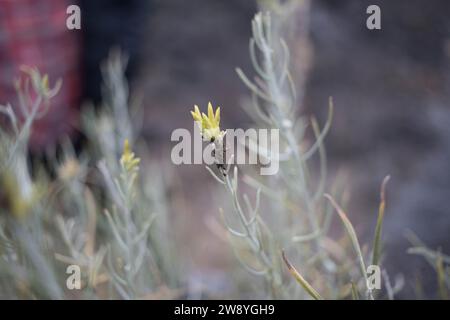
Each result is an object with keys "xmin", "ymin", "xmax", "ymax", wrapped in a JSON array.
[
  {"xmin": 197, "ymin": 3, "xmax": 449, "ymax": 300},
  {"xmin": 0, "ymin": 52, "xmax": 178, "ymax": 299},
  {"xmin": 0, "ymin": 2, "xmax": 448, "ymax": 300}
]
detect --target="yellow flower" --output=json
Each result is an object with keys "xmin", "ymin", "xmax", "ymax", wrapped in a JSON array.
[
  {"xmin": 18, "ymin": 66, "xmax": 62, "ymax": 99},
  {"xmin": 120, "ymin": 139, "xmax": 140, "ymax": 172},
  {"xmin": 0, "ymin": 172, "xmax": 37, "ymax": 219},
  {"xmin": 190, "ymin": 102, "xmax": 224, "ymax": 142}
]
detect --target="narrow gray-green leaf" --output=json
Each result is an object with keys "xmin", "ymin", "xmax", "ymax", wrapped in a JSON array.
[
  {"xmin": 325, "ymin": 194, "xmax": 371, "ymax": 299},
  {"xmin": 372, "ymin": 175, "xmax": 390, "ymax": 267},
  {"xmin": 282, "ymin": 250, "xmax": 323, "ymax": 300}
]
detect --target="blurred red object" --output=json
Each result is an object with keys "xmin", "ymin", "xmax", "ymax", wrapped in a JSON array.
[{"xmin": 0, "ymin": 0, "xmax": 82, "ymax": 152}]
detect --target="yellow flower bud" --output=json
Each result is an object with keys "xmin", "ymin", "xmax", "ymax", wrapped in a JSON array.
[{"xmin": 190, "ymin": 102, "xmax": 224, "ymax": 142}]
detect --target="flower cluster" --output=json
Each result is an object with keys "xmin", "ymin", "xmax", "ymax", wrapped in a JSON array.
[
  {"xmin": 17, "ymin": 66, "xmax": 62, "ymax": 100},
  {"xmin": 120, "ymin": 139, "xmax": 140, "ymax": 173},
  {"xmin": 0, "ymin": 172, "xmax": 38, "ymax": 219},
  {"xmin": 191, "ymin": 102, "xmax": 224, "ymax": 142}
]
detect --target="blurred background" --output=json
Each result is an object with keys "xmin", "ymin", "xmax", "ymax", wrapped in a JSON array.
[{"xmin": 1, "ymin": 0, "xmax": 449, "ymax": 298}]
